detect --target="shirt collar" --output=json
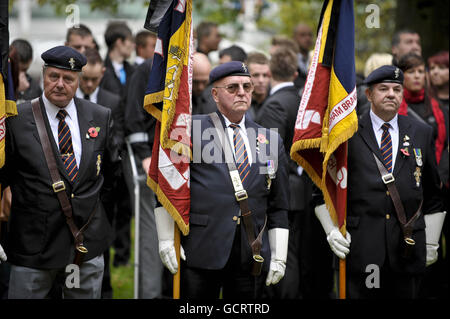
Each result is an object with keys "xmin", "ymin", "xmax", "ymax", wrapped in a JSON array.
[
  {"xmin": 223, "ymin": 113, "xmax": 247, "ymax": 132},
  {"xmin": 76, "ymin": 87, "xmax": 99, "ymax": 101},
  {"xmin": 270, "ymin": 82, "xmax": 294, "ymax": 95},
  {"xmin": 42, "ymin": 93, "xmax": 77, "ymax": 121},
  {"xmin": 370, "ymin": 109, "xmax": 398, "ymax": 132}
]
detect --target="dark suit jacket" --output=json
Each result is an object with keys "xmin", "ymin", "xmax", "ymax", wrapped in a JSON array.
[
  {"xmin": 100, "ymin": 55, "xmax": 134, "ymax": 98},
  {"xmin": 346, "ymin": 112, "xmax": 443, "ymax": 274},
  {"xmin": 97, "ymin": 87, "xmax": 124, "ymax": 152},
  {"xmin": 182, "ymin": 111, "xmax": 289, "ymax": 272},
  {"xmin": 124, "ymin": 58, "xmax": 155, "ymax": 162},
  {"xmin": 256, "ymin": 85, "xmax": 307, "ymax": 212},
  {"xmin": 1, "ymin": 97, "xmax": 120, "ymax": 269}
]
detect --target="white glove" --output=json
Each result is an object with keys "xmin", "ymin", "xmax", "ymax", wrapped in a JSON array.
[
  {"xmin": 315, "ymin": 204, "xmax": 351, "ymax": 259},
  {"xmin": 0, "ymin": 243, "xmax": 6, "ymax": 263},
  {"xmin": 266, "ymin": 228, "xmax": 289, "ymax": 286},
  {"xmin": 155, "ymin": 206, "xmax": 185, "ymax": 274},
  {"xmin": 425, "ymin": 211, "xmax": 446, "ymax": 267}
]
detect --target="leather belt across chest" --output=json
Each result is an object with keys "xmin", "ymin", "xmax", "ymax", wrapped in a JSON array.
[
  {"xmin": 31, "ymin": 98, "xmax": 97, "ymax": 266},
  {"xmin": 209, "ymin": 112, "xmax": 266, "ymax": 276},
  {"xmin": 372, "ymin": 152, "xmax": 422, "ymax": 258}
]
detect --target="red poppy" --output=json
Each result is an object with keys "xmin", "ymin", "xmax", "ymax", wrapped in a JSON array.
[{"xmin": 88, "ymin": 127, "xmax": 98, "ymax": 138}]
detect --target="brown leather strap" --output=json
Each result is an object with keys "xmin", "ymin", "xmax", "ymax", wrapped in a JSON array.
[
  {"xmin": 209, "ymin": 112, "xmax": 266, "ymax": 275},
  {"xmin": 31, "ymin": 98, "xmax": 96, "ymax": 250},
  {"xmin": 372, "ymin": 153, "xmax": 422, "ymax": 239}
]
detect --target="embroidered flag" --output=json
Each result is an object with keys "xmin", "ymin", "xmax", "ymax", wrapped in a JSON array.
[
  {"xmin": 1, "ymin": 0, "xmax": 18, "ymax": 194},
  {"xmin": 143, "ymin": 0, "xmax": 193, "ymax": 235},
  {"xmin": 290, "ymin": 0, "xmax": 357, "ymax": 232}
]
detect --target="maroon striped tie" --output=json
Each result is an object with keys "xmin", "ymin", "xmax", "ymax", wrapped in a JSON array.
[
  {"xmin": 380, "ymin": 123, "xmax": 393, "ymax": 173},
  {"xmin": 229, "ymin": 123, "xmax": 251, "ymax": 185},
  {"xmin": 56, "ymin": 110, "xmax": 78, "ymax": 182}
]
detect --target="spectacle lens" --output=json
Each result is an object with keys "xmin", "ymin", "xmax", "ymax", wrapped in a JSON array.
[{"xmin": 215, "ymin": 83, "xmax": 253, "ymax": 94}]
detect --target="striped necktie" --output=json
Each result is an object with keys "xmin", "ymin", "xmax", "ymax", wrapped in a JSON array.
[
  {"xmin": 56, "ymin": 109, "xmax": 78, "ymax": 182},
  {"xmin": 229, "ymin": 123, "xmax": 251, "ymax": 185},
  {"xmin": 380, "ymin": 122, "xmax": 393, "ymax": 173}
]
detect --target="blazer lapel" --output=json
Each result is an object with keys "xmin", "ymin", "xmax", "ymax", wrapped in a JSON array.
[
  {"xmin": 393, "ymin": 115, "xmax": 412, "ymax": 175},
  {"xmin": 32, "ymin": 98, "xmax": 72, "ymax": 183},
  {"xmin": 242, "ymin": 116, "xmax": 260, "ymax": 188},
  {"xmin": 74, "ymin": 98, "xmax": 95, "ymax": 186},
  {"xmin": 359, "ymin": 112, "xmax": 384, "ymax": 162}
]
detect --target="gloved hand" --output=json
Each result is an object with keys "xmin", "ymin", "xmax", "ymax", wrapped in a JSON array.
[
  {"xmin": 266, "ymin": 228, "xmax": 289, "ymax": 286},
  {"xmin": 425, "ymin": 211, "xmax": 446, "ymax": 267},
  {"xmin": 155, "ymin": 206, "xmax": 185, "ymax": 274},
  {"xmin": 0, "ymin": 244, "xmax": 6, "ymax": 263},
  {"xmin": 315, "ymin": 204, "xmax": 351, "ymax": 259}
]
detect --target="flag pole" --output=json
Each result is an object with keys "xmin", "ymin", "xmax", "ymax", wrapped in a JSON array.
[
  {"xmin": 339, "ymin": 256, "xmax": 346, "ymax": 299},
  {"xmin": 173, "ymin": 226, "xmax": 181, "ymax": 299}
]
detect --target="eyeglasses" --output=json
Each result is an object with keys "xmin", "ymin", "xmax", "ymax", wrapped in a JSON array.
[{"xmin": 214, "ymin": 82, "xmax": 254, "ymax": 94}]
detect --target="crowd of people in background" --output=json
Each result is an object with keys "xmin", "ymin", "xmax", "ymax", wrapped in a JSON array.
[{"xmin": 0, "ymin": 19, "xmax": 448, "ymax": 299}]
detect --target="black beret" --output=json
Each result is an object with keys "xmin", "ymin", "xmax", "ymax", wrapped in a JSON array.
[
  {"xmin": 364, "ymin": 65, "xmax": 403, "ymax": 86},
  {"xmin": 209, "ymin": 61, "xmax": 251, "ymax": 84},
  {"xmin": 41, "ymin": 46, "xmax": 87, "ymax": 72}
]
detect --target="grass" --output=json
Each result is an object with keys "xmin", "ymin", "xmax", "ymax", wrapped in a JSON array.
[{"xmin": 109, "ymin": 217, "xmax": 135, "ymax": 299}]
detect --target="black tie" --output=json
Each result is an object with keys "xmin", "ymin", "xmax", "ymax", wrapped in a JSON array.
[{"xmin": 84, "ymin": 93, "xmax": 90, "ymax": 101}]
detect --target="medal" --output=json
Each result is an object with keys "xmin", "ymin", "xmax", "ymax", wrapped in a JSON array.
[
  {"xmin": 413, "ymin": 148, "xmax": 423, "ymax": 167},
  {"xmin": 414, "ymin": 167, "xmax": 422, "ymax": 187},
  {"xmin": 96, "ymin": 155, "xmax": 101, "ymax": 176},
  {"xmin": 267, "ymin": 160, "xmax": 276, "ymax": 179}
]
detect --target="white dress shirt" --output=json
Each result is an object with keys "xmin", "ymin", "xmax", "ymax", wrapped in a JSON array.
[
  {"xmin": 223, "ymin": 114, "xmax": 253, "ymax": 165},
  {"xmin": 370, "ymin": 109, "xmax": 399, "ymax": 170},
  {"xmin": 42, "ymin": 93, "xmax": 82, "ymax": 167},
  {"xmin": 76, "ymin": 87, "xmax": 99, "ymax": 104}
]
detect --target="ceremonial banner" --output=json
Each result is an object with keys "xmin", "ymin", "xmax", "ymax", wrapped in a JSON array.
[
  {"xmin": 144, "ymin": 0, "xmax": 193, "ymax": 235},
  {"xmin": 290, "ymin": 0, "xmax": 357, "ymax": 233},
  {"xmin": 1, "ymin": 0, "xmax": 18, "ymax": 183}
]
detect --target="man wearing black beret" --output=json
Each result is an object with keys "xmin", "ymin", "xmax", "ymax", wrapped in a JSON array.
[
  {"xmin": 0, "ymin": 45, "xmax": 120, "ymax": 298},
  {"xmin": 314, "ymin": 65, "xmax": 446, "ymax": 298},
  {"xmin": 153, "ymin": 61, "xmax": 290, "ymax": 298}
]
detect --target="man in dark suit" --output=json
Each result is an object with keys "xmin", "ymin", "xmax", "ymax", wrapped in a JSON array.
[
  {"xmin": 0, "ymin": 46, "xmax": 119, "ymax": 298},
  {"xmin": 154, "ymin": 61, "xmax": 290, "ymax": 299},
  {"xmin": 10, "ymin": 39, "xmax": 42, "ymax": 103},
  {"xmin": 100, "ymin": 21, "xmax": 135, "ymax": 267},
  {"xmin": 76, "ymin": 47, "xmax": 123, "ymax": 298},
  {"xmin": 258, "ymin": 47, "xmax": 333, "ymax": 298},
  {"xmin": 314, "ymin": 65, "xmax": 446, "ymax": 299}
]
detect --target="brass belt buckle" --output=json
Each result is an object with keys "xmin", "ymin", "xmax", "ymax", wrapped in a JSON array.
[
  {"xmin": 52, "ymin": 181, "xmax": 66, "ymax": 193},
  {"xmin": 382, "ymin": 173, "xmax": 395, "ymax": 184},
  {"xmin": 235, "ymin": 189, "xmax": 248, "ymax": 202},
  {"xmin": 76, "ymin": 244, "xmax": 88, "ymax": 254},
  {"xmin": 253, "ymin": 254, "xmax": 264, "ymax": 263}
]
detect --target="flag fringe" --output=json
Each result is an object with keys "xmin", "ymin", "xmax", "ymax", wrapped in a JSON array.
[
  {"xmin": 5, "ymin": 100, "xmax": 17, "ymax": 117},
  {"xmin": 143, "ymin": 92, "xmax": 163, "ymax": 122},
  {"xmin": 147, "ymin": 175, "xmax": 189, "ymax": 236}
]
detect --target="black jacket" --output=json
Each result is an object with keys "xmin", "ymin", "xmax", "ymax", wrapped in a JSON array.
[{"xmin": 1, "ymin": 97, "xmax": 120, "ymax": 269}]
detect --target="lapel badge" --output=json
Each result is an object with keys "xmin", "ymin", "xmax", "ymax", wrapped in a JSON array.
[
  {"xmin": 69, "ymin": 57, "xmax": 76, "ymax": 70},
  {"xmin": 413, "ymin": 148, "xmax": 423, "ymax": 167},
  {"xmin": 87, "ymin": 126, "xmax": 100, "ymax": 139},
  {"xmin": 96, "ymin": 155, "xmax": 101, "ymax": 176},
  {"xmin": 400, "ymin": 148, "xmax": 410, "ymax": 157}
]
